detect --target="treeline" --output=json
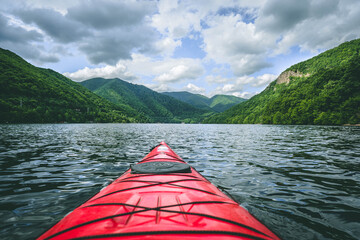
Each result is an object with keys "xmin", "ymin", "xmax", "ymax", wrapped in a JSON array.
[
  {"xmin": 204, "ymin": 39, "xmax": 360, "ymax": 125},
  {"xmin": 162, "ymin": 91, "xmax": 246, "ymax": 112},
  {"xmin": 0, "ymin": 48, "xmax": 138, "ymax": 123},
  {"xmin": 80, "ymin": 78, "xmax": 212, "ymax": 123}
]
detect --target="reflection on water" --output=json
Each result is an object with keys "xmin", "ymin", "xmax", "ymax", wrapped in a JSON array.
[{"xmin": 0, "ymin": 124, "xmax": 359, "ymax": 239}]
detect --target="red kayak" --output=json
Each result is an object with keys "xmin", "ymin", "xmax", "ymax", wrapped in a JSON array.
[{"xmin": 38, "ymin": 142, "xmax": 280, "ymax": 240}]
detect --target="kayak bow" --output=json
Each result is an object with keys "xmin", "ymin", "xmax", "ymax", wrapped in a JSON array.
[{"xmin": 38, "ymin": 142, "xmax": 280, "ymax": 240}]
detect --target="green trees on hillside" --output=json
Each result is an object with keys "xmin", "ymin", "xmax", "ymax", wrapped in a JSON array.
[
  {"xmin": 162, "ymin": 91, "xmax": 246, "ymax": 112},
  {"xmin": 0, "ymin": 48, "xmax": 137, "ymax": 123},
  {"xmin": 80, "ymin": 78, "xmax": 211, "ymax": 123},
  {"xmin": 204, "ymin": 39, "xmax": 360, "ymax": 125},
  {"xmin": 2, "ymin": 38, "xmax": 359, "ymax": 125}
]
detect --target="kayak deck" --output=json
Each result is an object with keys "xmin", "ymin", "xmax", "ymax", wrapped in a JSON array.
[{"xmin": 38, "ymin": 142, "xmax": 280, "ymax": 240}]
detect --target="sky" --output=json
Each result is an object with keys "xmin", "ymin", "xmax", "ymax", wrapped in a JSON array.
[{"xmin": 1, "ymin": 0, "xmax": 359, "ymax": 98}]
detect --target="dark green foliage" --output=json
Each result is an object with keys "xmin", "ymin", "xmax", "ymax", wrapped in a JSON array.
[
  {"xmin": 80, "ymin": 78, "xmax": 211, "ymax": 123},
  {"xmin": 0, "ymin": 48, "xmax": 138, "ymax": 123},
  {"xmin": 204, "ymin": 39, "xmax": 360, "ymax": 125},
  {"xmin": 162, "ymin": 91, "xmax": 246, "ymax": 112}
]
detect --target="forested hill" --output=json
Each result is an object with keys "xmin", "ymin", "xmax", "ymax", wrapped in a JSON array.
[
  {"xmin": 80, "ymin": 78, "xmax": 212, "ymax": 123},
  {"xmin": 162, "ymin": 91, "xmax": 246, "ymax": 112},
  {"xmin": 210, "ymin": 95, "xmax": 247, "ymax": 112},
  {"xmin": 204, "ymin": 39, "xmax": 360, "ymax": 125},
  {"xmin": 0, "ymin": 48, "xmax": 140, "ymax": 123}
]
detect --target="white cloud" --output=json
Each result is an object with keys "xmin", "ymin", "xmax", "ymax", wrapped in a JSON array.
[
  {"xmin": 154, "ymin": 63, "xmax": 203, "ymax": 83},
  {"xmin": 205, "ymin": 75, "xmax": 230, "ymax": 83},
  {"xmin": 253, "ymin": 74, "xmax": 277, "ymax": 87},
  {"xmin": 125, "ymin": 54, "xmax": 204, "ymax": 82},
  {"xmin": 153, "ymin": 37, "xmax": 182, "ymax": 57},
  {"xmin": 236, "ymin": 74, "xmax": 277, "ymax": 87},
  {"xmin": 202, "ymin": 14, "xmax": 274, "ymax": 76},
  {"xmin": 64, "ymin": 53, "xmax": 204, "ymax": 84},
  {"xmin": 152, "ymin": 0, "xmax": 199, "ymax": 39},
  {"xmin": 212, "ymin": 84, "xmax": 242, "ymax": 96},
  {"xmin": 184, "ymin": 83, "xmax": 205, "ymax": 94},
  {"xmin": 233, "ymin": 91, "xmax": 258, "ymax": 99},
  {"xmin": 63, "ymin": 62, "xmax": 136, "ymax": 82},
  {"xmin": 206, "ymin": 73, "xmax": 277, "ymax": 88},
  {"xmin": 2, "ymin": 0, "xmax": 360, "ymax": 96},
  {"xmin": 209, "ymin": 73, "xmax": 277, "ymax": 98},
  {"xmin": 211, "ymin": 85, "xmax": 258, "ymax": 99},
  {"xmin": 151, "ymin": 0, "xmax": 230, "ymax": 39},
  {"xmin": 144, "ymin": 83, "xmax": 172, "ymax": 92}
]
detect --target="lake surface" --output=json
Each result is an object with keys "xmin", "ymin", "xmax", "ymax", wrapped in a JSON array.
[{"xmin": 0, "ymin": 124, "xmax": 359, "ymax": 240}]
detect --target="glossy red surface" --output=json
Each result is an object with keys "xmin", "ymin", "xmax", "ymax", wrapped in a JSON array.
[{"xmin": 38, "ymin": 142, "xmax": 280, "ymax": 240}]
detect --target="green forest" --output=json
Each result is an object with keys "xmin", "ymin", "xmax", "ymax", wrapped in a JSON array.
[
  {"xmin": 0, "ymin": 48, "xmax": 140, "ymax": 123},
  {"xmin": 162, "ymin": 91, "xmax": 246, "ymax": 112},
  {"xmin": 1, "ymin": 39, "xmax": 360, "ymax": 125},
  {"xmin": 0, "ymin": 48, "xmax": 212, "ymax": 123},
  {"xmin": 80, "ymin": 78, "xmax": 212, "ymax": 123},
  {"xmin": 204, "ymin": 39, "xmax": 360, "ymax": 125}
]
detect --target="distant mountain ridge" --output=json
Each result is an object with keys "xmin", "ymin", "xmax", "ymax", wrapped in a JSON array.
[
  {"xmin": 0, "ymin": 48, "xmax": 138, "ymax": 123},
  {"xmin": 204, "ymin": 39, "xmax": 360, "ymax": 125},
  {"xmin": 162, "ymin": 91, "xmax": 246, "ymax": 112},
  {"xmin": 80, "ymin": 78, "xmax": 212, "ymax": 123}
]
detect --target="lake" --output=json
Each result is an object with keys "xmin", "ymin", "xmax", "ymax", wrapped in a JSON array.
[{"xmin": 0, "ymin": 124, "xmax": 359, "ymax": 239}]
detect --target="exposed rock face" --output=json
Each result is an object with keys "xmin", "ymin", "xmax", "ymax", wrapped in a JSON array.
[{"xmin": 276, "ymin": 70, "xmax": 310, "ymax": 85}]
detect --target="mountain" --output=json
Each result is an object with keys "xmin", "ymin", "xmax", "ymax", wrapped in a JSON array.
[
  {"xmin": 80, "ymin": 78, "xmax": 212, "ymax": 123},
  {"xmin": 162, "ymin": 91, "xmax": 246, "ymax": 112},
  {"xmin": 209, "ymin": 95, "xmax": 247, "ymax": 112},
  {"xmin": 0, "ymin": 48, "xmax": 140, "ymax": 123},
  {"xmin": 204, "ymin": 39, "xmax": 360, "ymax": 125},
  {"xmin": 161, "ymin": 91, "xmax": 212, "ymax": 111}
]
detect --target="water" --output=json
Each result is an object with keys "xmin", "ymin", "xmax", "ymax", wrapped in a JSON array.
[{"xmin": 0, "ymin": 124, "xmax": 359, "ymax": 240}]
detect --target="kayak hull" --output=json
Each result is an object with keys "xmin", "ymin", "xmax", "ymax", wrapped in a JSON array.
[{"xmin": 38, "ymin": 142, "xmax": 280, "ymax": 240}]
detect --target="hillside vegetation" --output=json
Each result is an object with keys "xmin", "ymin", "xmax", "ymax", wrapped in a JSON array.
[
  {"xmin": 162, "ymin": 91, "xmax": 246, "ymax": 112},
  {"xmin": 80, "ymin": 78, "xmax": 212, "ymax": 123},
  {"xmin": 204, "ymin": 39, "xmax": 360, "ymax": 125},
  {"xmin": 0, "ymin": 48, "xmax": 139, "ymax": 123}
]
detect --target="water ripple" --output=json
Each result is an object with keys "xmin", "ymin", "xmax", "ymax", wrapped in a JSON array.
[{"xmin": 0, "ymin": 124, "xmax": 359, "ymax": 240}]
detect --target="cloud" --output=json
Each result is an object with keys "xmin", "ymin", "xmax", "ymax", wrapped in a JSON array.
[
  {"xmin": 261, "ymin": 0, "xmax": 360, "ymax": 54},
  {"xmin": 1, "ymin": 41, "xmax": 60, "ymax": 64},
  {"xmin": 151, "ymin": 0, "xmax": 202, "ymax": 39},
  {"xmin": 2, "ymin": 0, "xmax": 360, "ymax": 96},
  {"xmin": 79, "ymin": 25, "xmax": 158, "ymax": 65},
  {"xmin": 0, "ymin": 13, "xmax": 60, "ymax": 63},
  {"xmin": 209, "ymin": 73, "xmax": 277, "ymax": 98},
  {"xmin": 234, "ymin": 91, "xmax": 258, "ymax": 99},
  {"xmin": 205, "ymin": 75, "xmax": 230, "ymax": 84},
  {"xmin": 67, "ymin": 0, "xmax": 156, "ymax": 29},
  {"xmin": 211, "ymin": 84, "xmax": 258, "ymax": 99},
  {"xmin": 15, "ymin": 8, "xmax": 89, "ymax": 43},
  {"xmin": 154, "ymin": 62, "xmax": 204, "ymax": 83},
  {"xmin": 202, "ymin": 14, "xmax": 274, "ymax": 76},
  {"xmin": 63, "ymin": 62, "xmax": 136, "ymax": 82},
  {"xmin": 70, "ymin": 0, "xmax": 159, "ymax": 64},
  {"xmin": 0, "ymin": 13, "xmax": 42, "ymax": 43},
  {"xmin": 153, "ymin": 37, "xmax": 182, "ymax": 57},
  {"xmin": 144, "ymin": 83, "xmax": 173, "ymax": 92},
  {"xmin": 121, "ymin": 55, "xmax": 204, "ymax": 83},
  {"xmin": 9, "ymin": 1, "xmax": 159, "ymax": 65},
  {"xmin": 257, "ymin": 0, "xmax": 311, "ymax": 33},
  {"xmin": 236, "ymin": 74, "xmax": 277, "ymax": 87},
  {"xmin": 184, "ymin": 83, "xmax": 205, "ymax": 94},
  {"xmin": 212, "ymin": 84, "xmax": 243, "ymax": 96},
  {"xmin": 64, "ymin": 53, "xmax": 204, "ymax": 84}
]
